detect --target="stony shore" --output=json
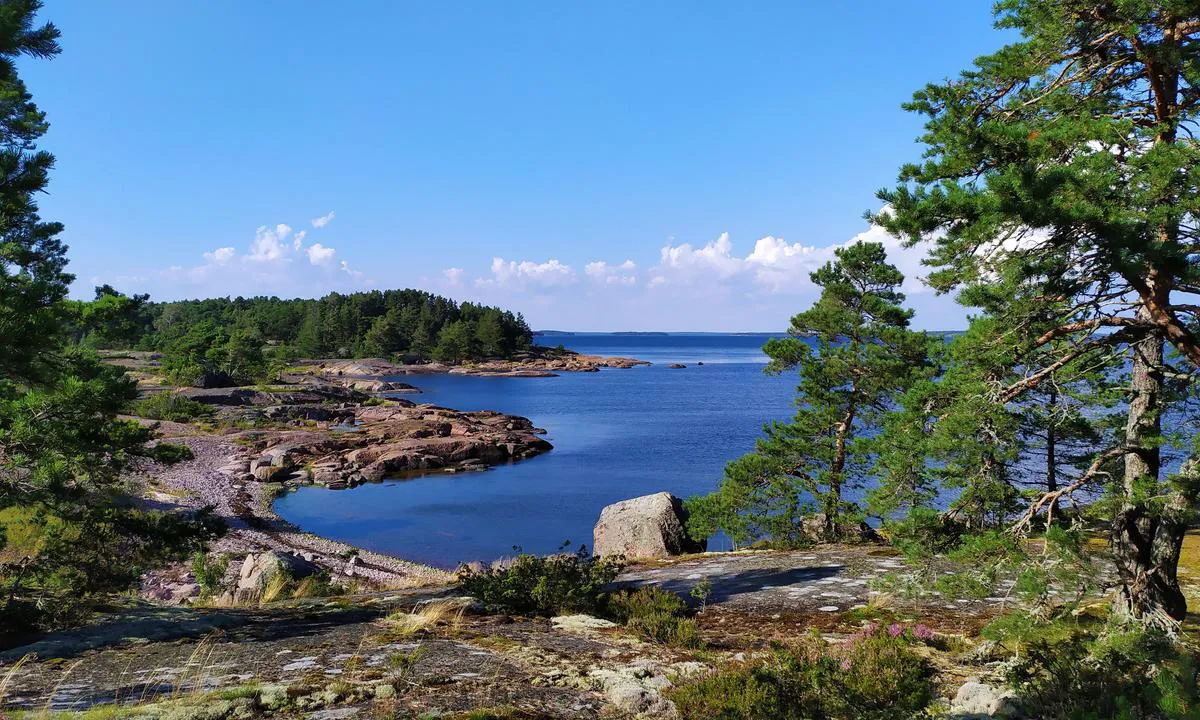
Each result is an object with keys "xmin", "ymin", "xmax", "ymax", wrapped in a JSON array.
[
  {"xmin": 308, "ymin": 350, "xmax": 650, "ymax": 379},
  {"xmin": 123, "ymin": 348, "xmax": 648, "ymax": 601},
  {"xmin": 138, "ymin": 432, "xmax": 452, "ymax": 597}
]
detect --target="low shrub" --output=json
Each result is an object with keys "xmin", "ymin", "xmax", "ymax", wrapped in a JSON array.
[
  {"xmin": 455, "ymin": 545, "xmax": 623, "ymax": 616},
  {"xmin": 606, "ymin": 586, "xmax": 703, "ymax": 648},
  {"xmin": 132, "ymin": 392, "xmax": 214, "ymax": 422},
  {"xmin": 669, "ymin": 627, "xmax": 935, "ymax": 720},
  {"xmin": 999, "ymin": 618, "xmax": 1200, "ymax": 719},
  {"xmin": 146, "ymin": 441, "xmax": 194, "ymax": 464},
  {"xmin": 881, "ymin": 506, "xmax": 965, "ymax": 558},
  {"xmin": 190, "ymin": 551, "xmax": 229, "ymax": 597}
]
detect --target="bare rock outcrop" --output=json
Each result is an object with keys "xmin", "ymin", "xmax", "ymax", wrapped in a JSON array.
[
  {"xmin": 593, "ymin": 492, "xmax": 706, "ymax": 560},
  {"xmin": 240, "ymin": 403, "xmax": 552, "ymax": 489}
]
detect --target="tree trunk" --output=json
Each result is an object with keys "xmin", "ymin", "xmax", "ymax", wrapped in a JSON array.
[
  {"xmin": 824, "ymin": 397, "xmax": 857, "ymax": 541},
  {"xmin": 1112, "ymin": 319, "xmax": 1187, "ymax": 624},
  {"xmin": 1046, "ymin": 388, "xmax": 1057, "ymax": 494}
]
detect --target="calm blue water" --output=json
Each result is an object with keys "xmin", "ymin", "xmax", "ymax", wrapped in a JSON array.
[{"xmin": 274, "ymin": 333, "xmax": 797, "ymax": 568}]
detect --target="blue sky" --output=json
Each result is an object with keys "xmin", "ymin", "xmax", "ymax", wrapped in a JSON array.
[{"xmin": 29, "ymin": 1, "xmax": 1005, "ymax": 331}]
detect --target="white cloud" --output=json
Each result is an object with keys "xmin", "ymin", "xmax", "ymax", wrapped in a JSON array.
[
  {"xmin": 247, "ymin": 225, "xmax": 290, "ymax": 263},
  {"xmin": 311, "ymin": 211, "xmax": 336, "ymax": 228},
  {"xmin": 480, "ymin": 257, "xmax": 576, "ymax": 287},
  {"xmin": 306, "ymin": 243, "xmax": 336, "ymax": 266},
  {"xmin": 126, "ymin": 212, "xmax": 371, "ymax": 299},
  {"xmin": 650, "ymin": 221, "xmax": 932, "ymax": 296},
  {"xmin": 657, "ymin": 232, "xmax": 743, "ymax": 279},
  {"xmin": 438, "ymin": 208, "xmax": 961, "ymax": 330},
  {"xmin": 443, "ymin": 267, "xmax": 465, "ymax": 285},
  {"xmin": 585, "ymin": 259, "xmax": 637, "ymax": 285},
  {"xmin": 202, "ymin": 246, "xmax": 235, "ymax": 264}
]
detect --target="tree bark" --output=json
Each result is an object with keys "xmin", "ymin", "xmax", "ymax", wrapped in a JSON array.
[
  {"xmin": 1045, "ymin": 388, "xmax": 1058, "ymax": 520},
  {"xmin": 1112, "ymin": 308, "xmax": 1187, "ymax": 623},
  {"xmin": 824, "ymin": 394, "xmax": 857, "ymax": 540}
]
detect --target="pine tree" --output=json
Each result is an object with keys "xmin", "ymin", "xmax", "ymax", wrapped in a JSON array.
[
  {"xmin": 689, "ymin": 242, "xmax": 930, "ymax": 544},
  {"xmin": 876, "ymin": 0, "xmax": 1200, "ymax": 623},
  {"xmin": 0, "ymin": 2, "xmax": 217, "ymax": 635},
  {"xmin": 361, "ymin": 309, "xmax": 403, "ymax": 358},
  {"xmin": 433, "ymin": 320, "xmax": 476, "ymax": 363},
  {"xmin": 0, "ymin": 1, "xmax": 67, "ymax": 386},
  {"xmin": 475, "ymin": 311, "xmax": 507, "ymax": 357},
  {"xmin": 295, "ymin": 304, "xmax": 324, "ymax": 357}
]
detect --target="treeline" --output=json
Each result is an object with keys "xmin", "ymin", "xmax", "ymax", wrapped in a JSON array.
[
  {"xmin": 141, "ymin": 290, "xmax": 533, "ymax": 361},
  {"xmin": 70, "ymin": 289, "xmax": 535, "ymax": 384}
]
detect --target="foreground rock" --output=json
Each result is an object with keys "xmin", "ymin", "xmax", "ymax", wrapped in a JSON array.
[{"xmin": 593, "ymin": 492, "xmax": 706, "ymax": 560}]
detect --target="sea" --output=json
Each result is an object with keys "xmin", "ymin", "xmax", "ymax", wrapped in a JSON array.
[{"xmin": 273, "ymin": 332, "xmax": 799, "ymax": 568}]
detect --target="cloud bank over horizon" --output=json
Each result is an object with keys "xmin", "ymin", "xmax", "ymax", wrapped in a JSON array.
[
  {"xmin": 427, "ymin": 218, "xmax": 967, "ymax": 331},
  {"xmin": 83, "ymin": 211, "xmax": 968, "ymax": 332}
]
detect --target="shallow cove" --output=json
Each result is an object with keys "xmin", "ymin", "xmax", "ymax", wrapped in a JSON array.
[{"xmin": 273, "ymin": 333, "xmax": 797, "ymax": 568}]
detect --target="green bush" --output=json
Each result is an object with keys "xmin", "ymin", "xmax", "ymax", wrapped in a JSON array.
[
  {"xmin": 1001, "ymin": 619, "xmax": 1199, "ymax": 719},
  {"xmin": 606, "ymin": 586, "xmax": 702, "ymax": 648},
  {"xmin": 132, "ymin": 392, "xmax": 214, "ymax": 422},
  {"xmin": 456, "ymin": 545, "xmax": 623, "ymax": 616},
  {"xmin": 146, "ymin": 441, "xmax": 194, "ymax": 464},
  {"xmin": 669, "ymin": 627, "xmax": 935, "ymax": 720},
  {"xmin": 191, "ymin": 551, "xmax": 230, "ymax": 597},
  {"xmin": 882, "ymin": 506, "xmax": 964, "ymax": 558}
]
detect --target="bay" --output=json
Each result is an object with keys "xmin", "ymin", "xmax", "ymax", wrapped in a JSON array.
[{"xmin": 273, "ymin": 333, "xmax": 797, "ymax": 568}]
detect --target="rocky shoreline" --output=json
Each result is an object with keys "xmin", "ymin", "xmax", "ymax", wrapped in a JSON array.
[
  {"xmin": 125, "ymin": 349, "xmax": 646, "ymax": 603},
  {"xmin": 138, "ymin": 432, "xmax": 452, "ymax": 600},
  {"xmin": 308, "ymin": 349, "xmax": 650, "ymax": 379}
]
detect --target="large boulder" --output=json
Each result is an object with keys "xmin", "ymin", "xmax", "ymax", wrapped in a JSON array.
[
  {"xmin": 233, "ymin": 551, "xmax": 321, "ymax": 603},
  {"xmin": 593, "ymin": 492, "xmax": 705, "ymax": 560}
]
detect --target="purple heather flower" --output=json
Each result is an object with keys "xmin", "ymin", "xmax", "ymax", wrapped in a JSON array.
[
  {"xmin": 912, "ymin": 624, "xmax": 934, "ymax": 640},
  {"xmin": 888, "ymin": 623, "xmax": 905, "ymax": 638}
]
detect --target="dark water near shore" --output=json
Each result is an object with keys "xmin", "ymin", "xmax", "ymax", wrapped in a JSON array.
[{"xmin": 274, "ymin": 333, "xmax": 798, "ymax": 568}]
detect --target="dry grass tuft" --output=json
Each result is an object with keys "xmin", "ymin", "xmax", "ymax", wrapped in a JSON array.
[
  {"xmin": 0, "ymin": 652, "xmax": 33, "ymax": 708},
  {"xmin": 259, "ymin": 572, "xmax": 291, "ymax": 605},
  {"xmin": 385, "ymin": 597, "xmax": 470, "ymax": 637}
]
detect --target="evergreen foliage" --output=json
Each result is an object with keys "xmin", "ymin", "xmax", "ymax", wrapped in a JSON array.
[
  {"xmin": 136, "ymin": 291, "xmax": 531, "ymax": 367},
  {"xmin": 875, "ymin": 0, "xmax": 1200, "ymax": 625},
  {"xmin": 687, "ymin": 241, "xmax": 931, "ymax": 546},
  {"xmin": 0, "ymin": 1, "xmax": 221, "ymax": 639}
]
